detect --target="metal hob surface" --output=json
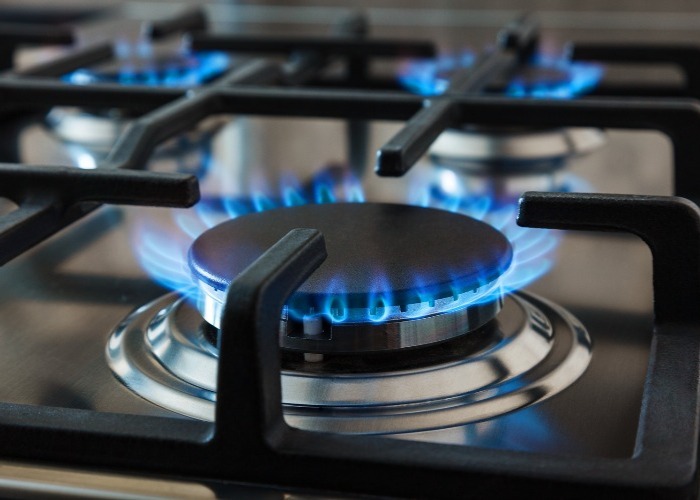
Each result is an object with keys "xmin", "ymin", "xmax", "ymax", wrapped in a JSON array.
[
  {"xmin": 0, "ymin": 114, "xmax": 659, "ymax": 462},
  {"xmin": 0, "ymin": 3, "xmax": 684, "ymax": 496}
]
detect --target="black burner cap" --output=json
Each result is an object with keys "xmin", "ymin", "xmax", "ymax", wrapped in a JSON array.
[{"xmin": 188, "ymin": 203, "xmax": 512, "ymax": 311}]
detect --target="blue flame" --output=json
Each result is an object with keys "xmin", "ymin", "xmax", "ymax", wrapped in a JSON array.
[
  {"xmin": 398, "ymin": 50, "xmax": 476, "ymax": 96},
  {"xmin": 507, "ymin": 55, "xmax": 603, "ymax": 99},
  {"xmin": 421, "ymin": 168, "xmax": 562, "ymax": 298},
  {"xmin": 134, "ymin": 169, "xmax": 557, "ymax": 323},
  {"xmin": 398, "ymin": 50, "xmax": 603, "ymax": 99},
  {"xmin": 63, "ymin": 39, "xmax": 230, "ymax": 87},
  {"xmin": 132, "ymin": 221, "xmax": 197, "ymax": 301}
]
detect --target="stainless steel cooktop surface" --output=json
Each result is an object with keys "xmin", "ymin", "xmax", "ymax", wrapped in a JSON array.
[{"xmin": 0, "ymin": 2, "xmax": 695, "ymax": 498}]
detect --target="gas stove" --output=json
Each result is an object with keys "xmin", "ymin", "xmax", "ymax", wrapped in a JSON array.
[{"xmin": 0, "ymin": 4, "xmax": 699, "ymax": 499}]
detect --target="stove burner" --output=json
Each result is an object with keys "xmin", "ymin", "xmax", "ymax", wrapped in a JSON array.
[
  {"xmin": 188, "ymin": 203, "xmax": 513, "ymax": 352},
  {"xmin": 397, "ymin": 50, "xmax": 476, "ymax": 95},
  {"xmin": 399, "ymin": 52, "xmax": 603, "ymax": 98},
  {"xmin": 51, "ymin": 42, "xmax": 231, "ymax": 157},
  {"xmin": 63, "ymin": 46, "xmax": 230, "ymax": 87},
  {"xmin": 106, "ymin": 291, "xmax": 591, "ymax": 436}
]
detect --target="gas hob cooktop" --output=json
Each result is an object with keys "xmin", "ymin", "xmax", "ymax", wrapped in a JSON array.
[{"xmin": 0, "ymin": 4, "xmax": 698, "ymax": 499}]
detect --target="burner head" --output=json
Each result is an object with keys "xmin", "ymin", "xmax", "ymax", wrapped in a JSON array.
[{"xmin": 189, "ymin": 203, "xmax": 513, "ymax": 352}]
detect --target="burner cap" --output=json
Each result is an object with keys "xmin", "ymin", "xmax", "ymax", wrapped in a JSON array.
[{"xmin": 189, "ymin": 203, "xmax": 512, "ymax": 345}]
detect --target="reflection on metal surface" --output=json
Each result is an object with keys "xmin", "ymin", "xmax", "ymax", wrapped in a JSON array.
[
  {"xmin": 0, "ymin": 198, "xmax": 17, "ymax": 217},
  {"xmin": 429, "ymin": 127, "xmax": 606, "ymax": 167},
  {"xmin": 45, "ymin": 108, "xmax": 126, "ymax": 153},
  {"xmin": 106, "ymin": 291, "xmax": 591, "ymax": 436},
  {"xmin": 147, "ymin": 295, "xmax": 535, "ymax": 401},
  {"xmin": 45, "ymin": 106, "xmax": 228, "ymax": 161},
  {"xmin": 0, "ymin": 461, "xmax": 214, "ymax": 499},
  {"xmin": 425, "ymin": 127, "xmax": 605, "ymax": 205}
]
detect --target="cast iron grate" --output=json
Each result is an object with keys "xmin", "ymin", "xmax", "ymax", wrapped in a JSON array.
[{"xmin": 0, "ymin": 7, "xmax": 698, "ymax": 498}]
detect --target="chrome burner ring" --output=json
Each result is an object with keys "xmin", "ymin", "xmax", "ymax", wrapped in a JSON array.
[
  {"xmin": 106, "ymin": 291, "xmax": 592, "ymax": 435},
  {"xmin": 199, "ymin": 279, "xmax": 503, "ymax": 353}
]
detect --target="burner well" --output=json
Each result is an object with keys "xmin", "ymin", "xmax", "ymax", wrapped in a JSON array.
[{"xmin": 106, "ymin": 290, "xmax": 592, "ymax": 435}]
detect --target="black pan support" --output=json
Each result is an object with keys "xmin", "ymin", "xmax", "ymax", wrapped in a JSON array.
[
  {"xmin": 0, "ymin": 6, "xmax": 213, "ymax": 76},
  {"xmin": 0, "ymin": 10, "xmax": 698, "ymax": 498},
  {"xmin": 571, "ymin": 43, "xmax": 700, "ymax": 98},
  {"xmin": 4, "ymin": 10, "xmax": 700, "ymax": 271},
  {"xmin": 0, "ymin": 23, "xmax": 74, "ymax": 71},
  {"xmin": 0, "ymin": 8, "xmax": 424, "ymax": 265},
  {"xmin": 5, "ymin": 10, "xmax": 700, "ymax": 268},
  {"xmin": 0, "ymin": 193, "xmax": 695, "ymax": 499},
  {"xmin": 142, "ymin": 6, "xmax": 207, "ymax": 40},
  {"xmin": 376, "ymin": 14, "xmax": 539, "ymax": 177},
  {"xmin": 0, "ymin": 165, "xmax": 198, "ymax": 265},
  {"xmin": 12, "ymin": 42, "xmax": 115, "ymax": 78},
  {"xmin": 2, "ymin": 82, "xmax": 700, "ymax": 263}
]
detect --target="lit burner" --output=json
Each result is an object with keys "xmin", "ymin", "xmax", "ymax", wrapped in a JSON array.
[
  {"xmin": 110, "ymin": 173, "xmax": 590, "ymax": 437},
  {"xmin": 189, "ymin": 203, "xmax": 512, "ymax": 352},
  {"xmin": 63, "ymin": 40, "xmax": 230, "ymax": 87},
  {"xmin": 398, "ymin": 50, "xmax": 605, "ymax": 203},
  {"xmin": 49, "ymin": 41, "xmax": 230, "ymax": 162},
  {"xmin": 134, "ymin": 171, "xmax": 559, "ymax": 324},
  {"xmin": 398, "ymin": 51, "xmax": 603, "ymax": 98},
  {"xmin": 107, "ymin": 283, "xmax": 592, "ymax": 435}
]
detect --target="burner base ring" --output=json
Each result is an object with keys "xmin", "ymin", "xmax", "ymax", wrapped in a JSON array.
[{"xmin": 106, "ymin": 291, "xmax": 591, "ymax": 435}]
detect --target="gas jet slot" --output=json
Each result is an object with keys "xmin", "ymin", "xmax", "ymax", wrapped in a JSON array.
[{"xmin": 287, "ymin": 315, "xmax": 333, "ymax": 341}]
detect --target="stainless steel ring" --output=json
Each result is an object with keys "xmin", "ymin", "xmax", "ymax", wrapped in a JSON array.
[
  {"xmin": 197, "ymin": 279, "xmax": 504, "ymax": 353},
  {"xmin": 107, "ymin": 291, "xmax": 591, "ymax": 435}
]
